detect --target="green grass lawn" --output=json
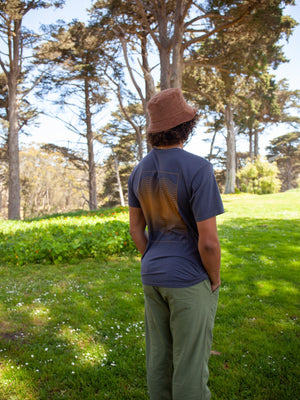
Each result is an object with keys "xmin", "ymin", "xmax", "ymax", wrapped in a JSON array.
[{"xmin": 0, "ymin": 190, "xmax": 299, "ymax": 399}]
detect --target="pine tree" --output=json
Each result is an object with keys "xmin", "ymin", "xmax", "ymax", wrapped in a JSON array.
[
  {"xmin": 36, "ymin": 20, "xmax": 110, "ymax": 210},
  {"xmin": 0, "ymin": 0, "xmax": 64, "ymax": 219},
  {"xmin": 267, "ymin": 132, "xmax": 300, "ymax": 191}
]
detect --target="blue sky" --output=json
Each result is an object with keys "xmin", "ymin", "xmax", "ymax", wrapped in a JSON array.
[{"xmin": 21, "ymin": 1, "xmax": 300, "ymax": 159}]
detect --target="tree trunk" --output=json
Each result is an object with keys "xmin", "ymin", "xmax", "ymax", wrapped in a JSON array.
[
  {"xmin": 170, "ymin": 0, "xmax": 184, "ymax": 89},
  {"xmin": 141, "ymin": 32, "xmax": 156, "ymax": 104},
  {"xmin": 254, "ymin": 130, "xmax": 259, "ymax": 157},
  {"xmin": 118, "ymin": 31, "xmax": 153, "ymax": 154},
  {"xmin": 84, "ymin": 78, "xmax": 97, "ymax": 210},
  {"xmin": 224, "ymin": 103, "xmax": 236, "ymax": 194},
  {"xmin": 157, "ymin": 5, "xmax": 171, "ymax": 90},
  {"xmin": 8, "ymin": 76, "xmax": 20, "ymax": 220},
  {"xmin": 159, "ymin": 45, "xmax": 171, "ymax": 90},
  {"xmin": 208, "ymin": 129, "xmax": 217, "ymax": 162},
  {"xmin": 141, "ymin": 32, "xmax": 155, "ymax": 153},
  {"xmin": 249, "ymin": 129, "xmax": 253, "ymax": 162},
  {"xmin": 170, "ymin": 47, "xmax": 184, "ymax": 89},
  {"xmin": 5, "ymin": 18, "xmax": 22, "ymax": 220},
  {"xmin": 114, "ymin": 155, "xmax": 125, "ymax": 207},
  {"xmin": 286, "ymin": 158, "xmax": 292, "ymax": 190},
  {"xmin": 135, "ymin": 126, "xmax": 144, "ymax": 161}
]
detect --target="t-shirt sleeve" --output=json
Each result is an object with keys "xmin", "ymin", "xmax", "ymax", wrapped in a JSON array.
[
  {"xmin": 190, "ymin": 162, "xmax": 224, "ymax": 222},
  {"xmin": 128, "ymin": 174, "xmax": 141, "ymax": 208}
]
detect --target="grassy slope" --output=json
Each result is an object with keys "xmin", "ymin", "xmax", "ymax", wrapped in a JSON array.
[
  {"xmin": 212, "ymin": 191, "xmax": 299, "ymax": 399},
  {"xmin": 0, "ymin": 190, "xmax": 299, "ymax": 399}
]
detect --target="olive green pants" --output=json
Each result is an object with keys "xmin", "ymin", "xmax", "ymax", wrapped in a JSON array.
[{"xmin": 143, "ymin": 279, "xmax": 219, "ymax": 400}]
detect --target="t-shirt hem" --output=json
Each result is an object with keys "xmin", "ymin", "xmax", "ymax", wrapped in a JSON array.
[{"xmin": 141, "ymin": 273, "xmax": 208, "ymax": 288}]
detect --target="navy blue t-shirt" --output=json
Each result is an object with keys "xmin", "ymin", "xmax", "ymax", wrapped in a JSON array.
[{"xmin": 128, "ymin": 147, "xmax": 224, "ymax": 288}]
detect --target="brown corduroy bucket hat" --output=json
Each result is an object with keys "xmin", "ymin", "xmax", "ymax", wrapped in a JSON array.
[{"xmin": 147, "ymin": 88, "xmax": 197, "ymax": 134}]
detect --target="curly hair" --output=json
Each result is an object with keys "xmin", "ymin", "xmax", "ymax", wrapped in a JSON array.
[{"xmin": 147, "ymin": 114, "xmax": 199, "ymax": 147}]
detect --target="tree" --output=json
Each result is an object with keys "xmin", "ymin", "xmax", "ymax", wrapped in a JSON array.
[
  {"xmin": 203, "ymin": 114, "xmax": 224, "ymax": 163},
  {"xmin": 105, "ymin": 77, "xmax": 147, "ymax": 160},
  {"xmin": 91, "ymin": 1, "xmax": 156, "ymax": 152},
  {"xmin": 100, "ymin": 151, "xmax": 132, "ymax": 207},
  {"xmin": 124, "ymin": 0, "xmax": 257, "ymax": 89},
  {"xmin": 91, "ymin": 1, "xmax": 297, "ymax": 198},
  {"xmin": 235, "ymin": 77, "xmax": 300, "ymax": 161},
  {"xmin": 183, "ymin": 1, "xmax": 296, "ymax": 193},
  {"xmin": 94, "ymin": 1, "xmax": 296, "ymax": 90},
  {"xmin": 98, "ymin": 102, "xmax": 145, "ymax": 206},
  {"xmin": 267, "ymin": 131, "xmax": 300, "ymax": 191},
  {"xmin": 237, "ymin": 157, "xmax": 281, "ymax": 194},
  {"xmin": 92, "ymin": 0, "xmax": 278, "ymax": 154},
  {"xmin": 94, "ymin": 1, "xmax": 296, "ymax": 196},
  {"xmin": 36, "ymin": 20, "xmax": 109, "ymax": 210},
  {"xmin": 234, "ymin": 74, "xmax": 279, "ymax": 161},
  {"xmin": 19, "ymin": 145, "xmax": 94, "ymax": 218},
  {"xmin": 0, "ymin": 0, "xmax": 64, "ymax": 219}
]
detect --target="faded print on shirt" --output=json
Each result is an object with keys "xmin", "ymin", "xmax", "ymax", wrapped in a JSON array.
[{"xmin": 138, "ymin": 170, "xmax": 188, "ymax": 242}]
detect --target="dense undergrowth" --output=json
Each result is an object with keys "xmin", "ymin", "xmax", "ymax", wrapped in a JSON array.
[{"xmin": 0, "ymin": 206, "xmax": 137, "ymax": 265}]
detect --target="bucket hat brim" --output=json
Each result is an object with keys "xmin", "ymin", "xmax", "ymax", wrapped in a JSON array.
[{"xmin": 147, "ymin": 88, "xmax": 197, "ymax": 134}]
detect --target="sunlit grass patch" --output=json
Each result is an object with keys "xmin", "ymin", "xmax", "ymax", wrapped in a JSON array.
[{"xmin": 0, "ymin": 258, "xmax": 147, "ymax": 400}]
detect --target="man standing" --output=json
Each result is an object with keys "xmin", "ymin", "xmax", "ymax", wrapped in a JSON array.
[{"xmin": 128, "ymin": 88, "xmax": 224, "ymax": 400}]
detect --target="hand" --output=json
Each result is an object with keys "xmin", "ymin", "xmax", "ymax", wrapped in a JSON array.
[{"xmin": 211, "ymin": 280, "xmax": 221, "ymax": 293}]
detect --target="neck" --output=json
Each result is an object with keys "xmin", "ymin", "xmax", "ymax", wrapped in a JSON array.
[{"xmin": 155, "ymin": 142, "xmax": 183, "ymax": 150}]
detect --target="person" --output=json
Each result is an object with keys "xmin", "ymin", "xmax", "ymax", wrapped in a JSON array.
[{"xmin": 128, "ymin": 88, "xmax": 224, "ymax": 400}]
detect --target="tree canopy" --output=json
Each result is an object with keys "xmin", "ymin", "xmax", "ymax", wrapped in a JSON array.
[{"xmin": 0, "ymin": 0, "xmax": 299, "ymax": 218}]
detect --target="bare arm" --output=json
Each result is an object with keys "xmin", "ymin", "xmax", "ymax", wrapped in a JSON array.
[
  {"xmin": 129, "ymin": 206, "xmax": 148, "ymax": 255},
  {"xmin": 197, "ymin": 216, "xmax": 221, "ymax": 292}
]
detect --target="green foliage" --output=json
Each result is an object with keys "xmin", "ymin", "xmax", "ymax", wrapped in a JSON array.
[
  {"xmin": 237, "ymin": 157, "xmax": 281, "ymax": 194},
  {"xmin": 0, "ymin": 207, "xmax": 138, "ymax": 266}
]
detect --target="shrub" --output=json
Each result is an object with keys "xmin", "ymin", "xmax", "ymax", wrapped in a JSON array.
[
  {"xmin": 237, "ymin": 157, "xmax": 281, "ymax": 194},
  {"xmin": 0, "ymin": 207, "xmax": 138, "ymax": 266}
]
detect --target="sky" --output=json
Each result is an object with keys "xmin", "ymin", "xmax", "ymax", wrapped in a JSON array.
[{"xmin": 20, "ymin": 0, "xmax": 300, "ymax": 161}]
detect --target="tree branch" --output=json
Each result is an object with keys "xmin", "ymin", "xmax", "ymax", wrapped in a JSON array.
[
  {"xmin": 0, "ymin": 56, "xmax": 8, "ymax": 76},
  {"xmin": 184, "ymin": 59, "xmax": 229, "ymax": 73},
  {"xmin": 183, "ymin": 4, "xmax": 255, "ymax": 49},
  {"xmin": 44, "ymin": 112, "xmax": 83, "ymax": 136},
  {"xmin": 104, "ymin": 71, "xmax": 141, "ymax": 132},
  {"xmin": 185, "ymin": 28, "xmax": 210, "ymax": 34},
  {"xmin": 183, "ymin": 0, "xmax": 193, "ymax": 20},
  {"xmin": 192, "ymin": 2, "xmax": 206, "ymax": 14},
  {"xmin": 184, "ymin": 13, "xmax": 234, "ymax": 29},
  {"xmin": 134, "ymin": 0, "xmax": 161, "ymax": 49},
  {"xmin": 20, "ymin": 68, "xmax": 50, "ymax": 100},
  {"xmin": 116, "ymin": 86, "xmax": 140, "ymax": 133},
  {"xmin": 115, "ymin": 28, "xmax": 145, "ymax": 105}
]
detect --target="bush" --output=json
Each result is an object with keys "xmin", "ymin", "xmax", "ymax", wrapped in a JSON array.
[
  {"xmin": 0, "ymin": 207, "xmax": 138, "ymax": 266},
  {"xmin": 237, "ymin": 157, "xmax": 281, "ymax": 194}
]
